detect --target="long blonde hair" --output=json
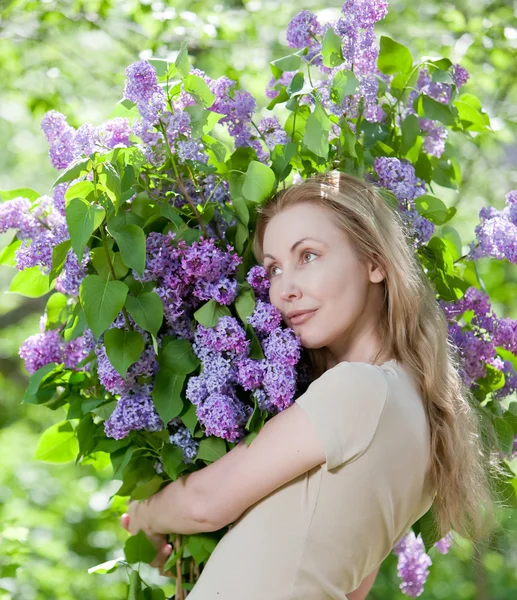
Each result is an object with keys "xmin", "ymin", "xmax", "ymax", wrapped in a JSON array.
[{"xmin": 253, "ymin": 170, "xmax": 502, "ymax": 542}]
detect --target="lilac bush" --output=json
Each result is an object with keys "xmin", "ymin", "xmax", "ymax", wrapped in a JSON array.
[{"xmin": 1, "ymin": 1, "xmax": 516, "ymax": 597}]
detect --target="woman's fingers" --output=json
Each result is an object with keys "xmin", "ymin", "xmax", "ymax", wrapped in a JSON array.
[{"xmin": 120, "ymin": 512, "xmax": 174, "ymax": 577}]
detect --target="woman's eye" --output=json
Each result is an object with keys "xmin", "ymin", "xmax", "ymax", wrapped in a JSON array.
[
  {"xmin": 267, "ymin": 251, "xmax": 317, "ymax": 278},
  {"xmin": 303, "ymin": 251, "xmax": 317, "ymax": 264}
]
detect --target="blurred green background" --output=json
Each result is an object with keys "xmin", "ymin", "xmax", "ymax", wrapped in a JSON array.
[{"xmin": 0, "ymin": 1, "xmax": 516, "ymax": 598}]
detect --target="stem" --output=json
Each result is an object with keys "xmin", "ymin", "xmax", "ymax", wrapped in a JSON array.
[
  {"xmin": 175, "ymin": 534, "xmax": 184, "ymax": 600},
  {"xmin": 157, "ymin": 122, "xmax": 211, "ymax": 238},
  {"xmin": 99, "ymin": 224, "xmax": 133, "ymax": 331}
]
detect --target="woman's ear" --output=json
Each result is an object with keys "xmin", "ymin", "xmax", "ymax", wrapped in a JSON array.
[{"xmin": 368, "ymin": 262, "xmax": 386, "ymax": 284}]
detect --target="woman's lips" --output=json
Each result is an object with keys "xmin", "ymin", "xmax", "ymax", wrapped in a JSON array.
[{"xmin": 290, "ymin": 310, "xmax": 317, "ymax": 325}]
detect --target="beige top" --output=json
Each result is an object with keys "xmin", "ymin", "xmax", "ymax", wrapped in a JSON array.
[{"xmin": 188, "ymin": 359, "xmax": 435, "ymax": 599}]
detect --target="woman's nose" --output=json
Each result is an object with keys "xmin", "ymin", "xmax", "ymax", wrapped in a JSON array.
[{"xmin": 279, "ymin": 277, "xmax": 302, "ymax": 302}]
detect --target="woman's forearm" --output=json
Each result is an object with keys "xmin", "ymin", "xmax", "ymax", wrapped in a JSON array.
[
  {"xmin": 146, "ymin": 473, "xmax": 211, "ymax": 536},
  {"xmin": 346, "ymin": 566, "xmax": 380, "ymax": 600}
]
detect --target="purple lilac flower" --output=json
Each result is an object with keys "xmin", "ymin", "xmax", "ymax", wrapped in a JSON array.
[
  {"xmin": 194, "ymin": 317, "xmax": 249, "ymax": 356},
  {"xmin": 55, "ymin": 248, "xmax": 90, "ymax": 297},
  {"xmin": 169, "ymin": 426, "xmax": 199, "ymax": 463},
  {"xmin": 247, "ymin": 300, "xmax": 283, "ymax": 334},
  {"xmin": 392, "ymin": 531, "xmax": 432, "ymax": 598},
  {"xmin": 19, "ymin": 330, "xmax": 64, "ymax": 374},
  {"xmin": 196, "ymin": 392, "xmax": 252, "ymax": 443},
  {"xmin": 469, "ymin": 190, "xmax": 517, "ymax": 264},
  {"xmin": 420, "ymin": 119, "xmax": 448, "ymax": 158},
  {"xmin": 99, "ymin": 118, "xmax": 132, "ymax": 149},
  {"xmin": 341, "ymin": 0, "xmax": 389, "ymax": 29},
  {"xmin": 451, "ymin": 64, "xmax": 469, "ymax": 88},
  {"xmin": 373, "ymin": 157, "xmax": 434, "ymax": 246},
  {"xmin": 257, "ymin": 116, "xmax": 290, "ymax": 151},
  {"xmin": 177, "ymin": 139, "xmax": 209, "ymax": 164},
  {"xmin": 246, "ymin": 265, "xmax": 270, "ymax": 301},
  {"xmin": 440, "ymin": 287, "xmax": 517, "ymax": 391},
  {"xmin": 262, "ymin": 328, "xmax": 302, "ymax": 366},
  {"xmin": 434, "ymin": 532, "xmax": 453, "ymax": 554},
  {"xmin": 41, "ymin": 111, "xmax": 79, "ymax": 170},
  {"xmin": 263, "ymin": 362, "xmax": 298, "ymax": 412},
  {"xmin": 286, "ymin": 10, "xmax": 323, "ymax": 49},
  {"xmin": 186, "ymin": 374, "xmax": 209, "ymax": 406},
  {"xmin": 104, "ymin": 386, "xmax": 163, "ymax": 440},
  {"xmin": 235, "ymin": 358, "xmax": 266, "ymax": 391},
  {"xmin": 19, "ymin": 328, "xmax": 91, "ymax": 374},
  {"xmin": 266, "ymin": 71, "xmax": 296, "ymax": 100}
]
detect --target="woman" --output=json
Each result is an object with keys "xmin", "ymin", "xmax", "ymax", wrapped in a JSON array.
[{"xmin": 124, "ymin": 171, "xmax": 495, "ymax": 599}]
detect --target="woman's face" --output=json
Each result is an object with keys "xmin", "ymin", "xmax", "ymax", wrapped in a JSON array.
[{"xmin": 262, "ymin": 202, "xmax": 386, "ymax": 363}]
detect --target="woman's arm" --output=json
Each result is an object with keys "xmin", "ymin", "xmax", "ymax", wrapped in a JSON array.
[{"xmin": 346, "ymin": 566, "xmax": 380, "ymax": 600}]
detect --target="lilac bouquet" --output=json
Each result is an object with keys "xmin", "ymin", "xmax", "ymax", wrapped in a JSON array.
[{"xmin": 1, "ymin": 1, "xmax": 516, "ymax": 598}]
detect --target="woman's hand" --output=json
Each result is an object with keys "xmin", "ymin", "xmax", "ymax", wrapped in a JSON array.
[{"xmin": 120, "ymin": 503, "xmax": 175, "ymax": 577}]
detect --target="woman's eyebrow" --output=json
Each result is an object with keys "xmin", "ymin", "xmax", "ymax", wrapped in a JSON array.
[{"xmin": 263, "ymin": 237, "xmax": 328, "ymax": 261}]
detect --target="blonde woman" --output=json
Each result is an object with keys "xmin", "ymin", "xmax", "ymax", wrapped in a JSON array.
[{"xmin": 126, "ymin": 171, "xmax": 496, "ymax": 599}]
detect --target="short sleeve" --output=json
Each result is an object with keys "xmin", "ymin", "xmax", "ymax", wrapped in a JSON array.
[{"xmin": 295, "ymin": 361, "xmax": 388, "ymax": 471}]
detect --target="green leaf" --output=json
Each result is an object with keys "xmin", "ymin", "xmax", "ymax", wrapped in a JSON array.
[
  {"xmin": 97, "ymin": 162, "xmax": 121, "ymax": 210},
  {"xmin": 413, "ymin": 507, "xmax": 440, "ymax": 551},
  {"xmin": 0, "ymin": 237, "xmax": 21, "ymax": 267},
  {"xmin": 64, "ymin": 180, "xmax": 95, "ymax": 204},
  {"xmin": 378, "ymin": 36, "xmax": 413, "ymax": 75},
  {"xmin": 131, "ymin": 474, "xmax": 164, "ymax": 501},
  {"xmin": 90, "ymin": 247, "xmax": 129, "ymax": 281},
  {"xmin": 400, "ymin": 114, "xmax": 420, "ymax": 154},
  {"xmin": 287, "ymin": 72, "xmax": 305, "ymax": 96},
  {"xmin": 193, "ymin": 299, "xmax": 232, "ymax": 328},
  {"xmin": 87, "ymin": 558, "xmax": 124, "ymax": 574},
  {"xmin": 242, "ymin": 161, "xmax": 276, "ymax": 203},
  {"xmin": 414, "ymin": 195, "xmax": 450, "ymax": 225},
  {"xmin": 33, "ymin": 420, "xmax": 79, "ymax": 463},
  {"xmin": 271, "ymin": 142, "xmax": 297, "ymax": 180},
  {"xmin": 124, "ymin": 530, "xmax": 157, "ymax": 564},
  {"xmin": 152, "ymin": 371, "xmax": 185, "ymax": 424},
  {"xmin": 196, "ymin": 436, "xmax": 227, "ymax": 463},
  {"xmin": 0, "ymin": 187, "xmax": 41, "ymax": 202},
  {"xmin": 125, "ymin": 292, "xmax": 164, "ymax": 337},
  {"xmin": 270, "ymin": 49, "xmax": 305, "ymax": 77},
  {"xmin": 107, "ymin": 223, "xmax": 146, "ymax": 278},
  {"xmin": 303, "ymin": 100, "xmax": 330, "ymax": 159},
  {"xmin": 53, "ymin": 156, "xmax": 91, "ymax": 186},
  {"xmin": 184, "ymin": 74, "xmax": 215, "ymax": 108},
  {"xmin": 235, "ymin": 287, "xmax": 256, "ymax": 325},
  {"xmin": 181, "ymin": 402, "xmax": 198, "ymax": 436},
  {"xmin": 187, "ymin": 533, "xmax": 218, "ymax": 564},
  {"xmin": 23, "ymin": 363, "xmax": 61, "ymax": 405},
  {"xmin": 9, "ymin": 266, "xmax": 51, "ymax": 297},
  {"xmin": 494, "ymin": 416, "xmax": 514, "ymax": 456},
  {"xmin": 185, "ymin": 105, "xmax": 223, "ymax": 138},
  {"xmin": 104, "ymin": 328, "xmax": 145, "ymax": 378},
  {"xmin": 417, "ymin": 95, "xmax": 457, "ymax": 126},
  {"xmin": 79, "ymin": 275, "xmax": 129, "ymax": 340},
  {"xmin": 158, "ymin": 338, "xmax": 199, "ymax": 373},
  {"xmin": 330, "ymin": 70, "xmax": 359, "ymax": 105},
  {"xmin": 49, "ymin": 239, "xmax": 72, "ymax": 284},
  {"xmin": 321, "ymin": 27, "xmax": 344, "ymax": 68},
  {"xmin": 45, "ymin": 292, "xmax": 69, "ymax": 328},
  {"xmin": 66, "ymin": 198, "xmax": 105, "ymax": 261},
  {"xmin": 176, "ymin": 40, "xmax": 190, "ymax": 77},
  {"xmin": 162, "ymin": 443, "xmax": 186, "ymax": 480}
]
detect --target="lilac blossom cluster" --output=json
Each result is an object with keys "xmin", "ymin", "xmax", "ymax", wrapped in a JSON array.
[
  {"xmin": 373, "ymin": 157, "xmax": 434, "ymax": 247},
  {"xmin": 125, "ymin": 62, "xmax": 288, "ymax": 166},
  {"xmin": 99, "ymin": 314, "xmax": 163, "ymax": 440},
  {"xmin": 283, "ymin": 2, "xmax": 389, "ymax": 124},
  {"xmin": 440, "ymin": 287, "xmax": 517, "ymax": 397},
  {"xmin": 183, "ymin": 266, "xmax": 301, "ymax": 442},
  {"xmin": 0, "ymin": 194, "xmax": 89, "ymax": 296},
  {"xmin": 468, "ymin": 190, "xmax": 517, "ymax": 264},
  {"xmin": 136, "ymin": 232, "xmax": 241, "ymax": 337},
  {"xmin": 403, "ymin": 64, "xmax": 470, "ymax": 159},
  {"xmin": 18, "ymin": 315, "xmax": 93, "ymax": 375},
  {"xmin": 41, "ymin": 110, "xmax": 132, "ymax": 170},
  {"xmin": 392, "ymin": 531, "xmax": 432, "ymax": 598}
]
